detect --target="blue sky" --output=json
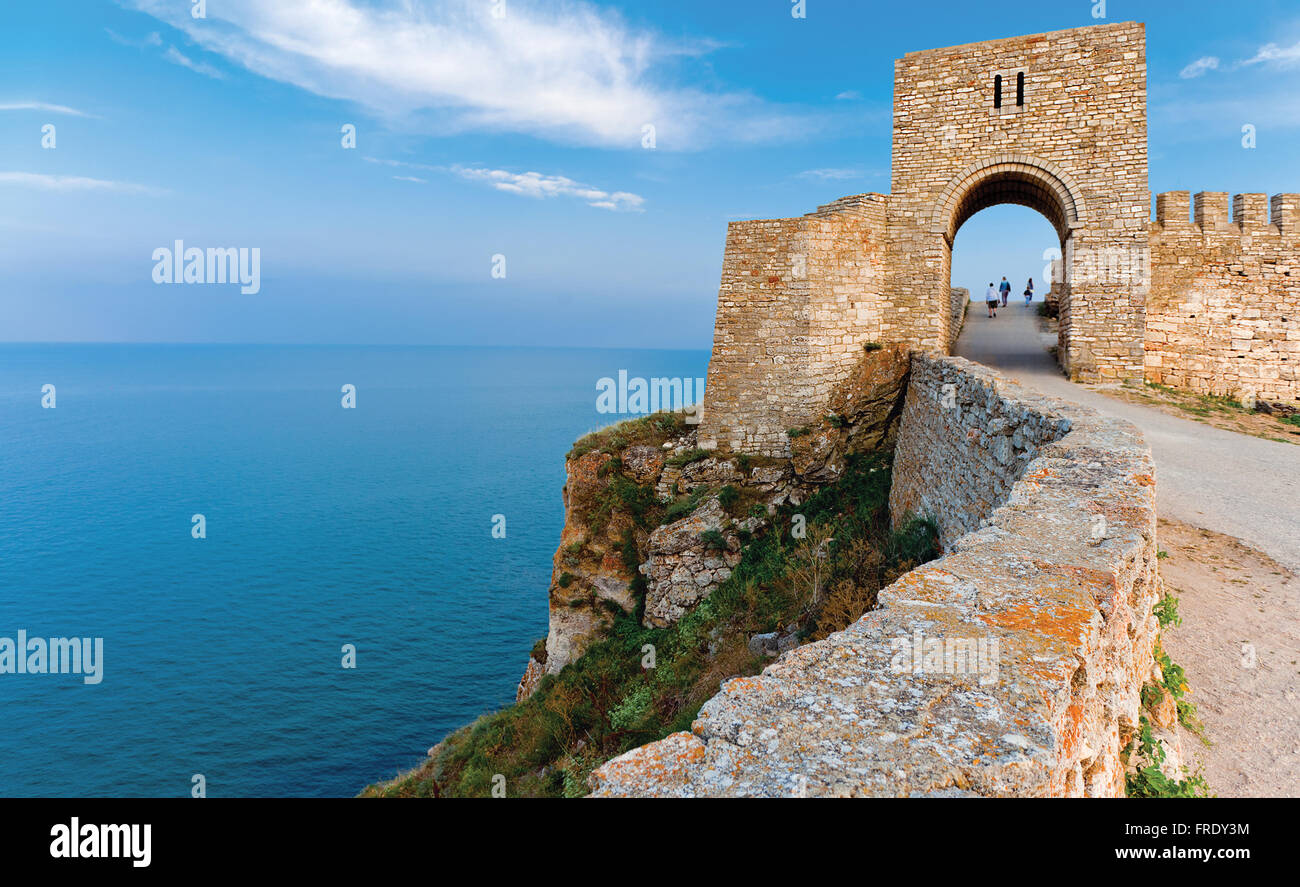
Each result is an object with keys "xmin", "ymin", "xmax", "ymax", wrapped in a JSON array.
[{"xmin": 2, "ymin": 0, "xmax": 1298, "ymax": 347}]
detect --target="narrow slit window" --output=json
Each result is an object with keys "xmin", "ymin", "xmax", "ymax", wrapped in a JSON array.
[
  {"xmin": 1016, "ymin": 72, "xmax": 1025, "ymax": 106},
  {"xmin": 994, "ymin": 74, "xmax": 1003, "ymax": 109}
]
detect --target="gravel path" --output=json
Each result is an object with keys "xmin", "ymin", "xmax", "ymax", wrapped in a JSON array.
[{"xmin": 953, "ymin": 299, "xmax": 1300, "ymax": 572}]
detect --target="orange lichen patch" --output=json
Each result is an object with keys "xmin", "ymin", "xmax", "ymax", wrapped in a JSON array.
[
  {"xmin": 1021, "ymin": 466, "xmax": 1053, "ymax": 492},
  {"xmin": 570, "ymin": 451, "xmax": 614, "ymax": 485},
  {"xmin": 1023, "ymin": 660, "xmax": 1074, "ymax": 695},
  {"xmin": 1095, "ymin": 500, "xmax": 1154, "ymax": 533},
  {"xmin": 723, "ymin": 676, "xmax": 765, "ymax": 696},
  {"xmin": 1131, "ymin": 473, "xmax": 1155, "ymax": 487},
  {"xmin": 1053, "ymin": 564, "xmax": 1119, "ymax": 596},
  {"xmin": 1055, "ymin": 701, "xmax": 1088, "ymax": 762},
  {"xmin": 597, "ymin": 732, "xmax": 704, "ymax": 783},
  {"xmin": 977, "ymin": 599, "xmax": 1095, "ymax": 651}
]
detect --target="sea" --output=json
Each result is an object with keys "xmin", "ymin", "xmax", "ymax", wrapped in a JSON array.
[{"xmin": 0, "ymin": 344, "xmax": 709, "ymax": 797}]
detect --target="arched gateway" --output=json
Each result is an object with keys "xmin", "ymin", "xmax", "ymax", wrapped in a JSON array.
[{"xmin": 699, "ymin": 21, "xmax": 1299, "ymax": 455}]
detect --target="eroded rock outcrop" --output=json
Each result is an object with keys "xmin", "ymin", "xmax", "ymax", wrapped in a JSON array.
[
  {"xmin": 788, "ymin": 344, "xmax": 911, "ymax": 484},
  {"xmin": 640, "ymin": 498, "xmax": 743, "ymax": 629},
  {"xmin": 540, "ymin": 448, "xmax": 643, "ymax": 677},
  {"xmin": 522, "ymin": 345, "xmax": 913, "ymax": 696}
]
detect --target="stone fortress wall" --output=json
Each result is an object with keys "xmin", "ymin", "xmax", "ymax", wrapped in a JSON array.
[
  {"xmin": 592, "ymin": 353, "xmax": 1164, "ymax": 797},
  {"xmin": 1146, "ymin": 192, "xmax": 1300, "ymax": 404},
  {"xmin": 697, "ymin": 21, "xmax": 1300, "ymax": 458}
]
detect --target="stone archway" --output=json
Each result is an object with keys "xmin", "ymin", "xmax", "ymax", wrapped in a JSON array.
[
  {"xmin": 932, "ymin": 155, "xmax": 1086, "ymax": 246},
  {"xmin": 931, "ymin": 155, "xmax": 1087, "ymax": 372}
]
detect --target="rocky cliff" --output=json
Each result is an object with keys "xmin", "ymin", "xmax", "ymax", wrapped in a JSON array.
[{"xmin": 517, "ymin": 344, "xmax": 914, "ymax": 700}]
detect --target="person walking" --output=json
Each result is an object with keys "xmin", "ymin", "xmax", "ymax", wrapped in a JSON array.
[
  {"xmin": 986, "ymin": 282, "xmax": 998, "ymax": 318},
  {"xmin": 999, "ymin": 276, "xmax": 1011, "ymax": 308},
  {"xmin": 1024, "ymin": 277, "xmax": 1034, "ymax": 306}
]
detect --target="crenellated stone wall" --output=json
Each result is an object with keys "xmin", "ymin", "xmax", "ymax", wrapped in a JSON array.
[
  {"xmin": 590, "ymin": 354, "xmax": 1164, "ymax": 797},
  {"xmin": 1145, "ymin": 191, "xmax": 1300, "ymax": 406}
]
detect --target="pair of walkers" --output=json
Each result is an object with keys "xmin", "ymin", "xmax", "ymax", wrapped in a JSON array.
[{"xmin": 984, "ymin": 277, "xmax": 1034, "ymax": 317}]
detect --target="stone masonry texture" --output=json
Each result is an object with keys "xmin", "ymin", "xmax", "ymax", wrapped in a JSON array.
[
  {"xmin": 698, "ymin": 22, "xmax": 1300, "ymax": 457},
  {"xmin": 589, "ymin": 353, "xmax": 1162, "ymax": 797}
]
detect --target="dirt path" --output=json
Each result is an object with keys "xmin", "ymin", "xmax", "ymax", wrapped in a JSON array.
[
  {"xmin": 1157, "ymin": 518, "xmax": 1300, "ymax": 797},
  {"xmin": 953, "ymin": 299, "xmax": 1300, "ymax": 572}
]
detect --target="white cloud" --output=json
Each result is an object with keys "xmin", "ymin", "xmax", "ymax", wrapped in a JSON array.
[
  {"xmin": 0, "ymin": 172, "xmax": 164, "ymax": 194},
  {"xmin": 392, "ymin": 175, "xmax": 428, "ymax": 184},
  {"xmin": 125, "ymin": 0, "xmax": 815, "ymax": 149},
  {"xmin": 364, "ymin": 157, "xmax": 440, "ymax": 173},
  {"xmin": 452, "ymin": 166, "xmax": 644, "ymax": 211},
  {"xmin": 0, "ymin": 102, "xmax": 95, "ymax": 118},
  {"xmin": 835, "ymin": 91, "xmax": 862, "ymax": 101},
  {"xmin": 163, "ymin": 46, "xmax": 227, "ymax": 80},
  {"xmin": 1178, "ymin": 37, "xmax": 1300, "ymax": 80},
  {"xmin": 1179, "ymin": 56, "xmax": 1219, "ymax": 79},
  {"xmin": 1243, "ymin": 40, "xmax": 1300, "ymax": 69},
  {"xmin": 366, "ymin": 156, "xmax": 643, "ymax": 211}
]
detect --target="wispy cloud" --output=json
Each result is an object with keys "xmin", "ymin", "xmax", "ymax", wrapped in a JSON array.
[
  {"xmin": 392, "ymin": 175, "xmax": 427, "ymax": 184},
  {"xmin": 0, "ymin": 172, "xmax": 165, "ymax": 194},
  {"xmin": 126, "ymin": 0, "xmax": 817, "ymax": 149},
  {"xmin": 366, "ymin": 156, "xmax": 643, "ymax": 211},
  {"xmin": 364, "ymin": 157, "xmax": 441, "ymax": 173},
  {"xmin": 797, "ymin": 168, "xmax": 873, "ymax": 181},
  {"xmin": 1242, "ymin": 40, "xmax": 1300, "ymax": 69},
  {"xmin": 0, "ymin": 102, "xmax": 96, "ymax": 118},
  {"xmin": 163, "ymin": 46, "xmax": 227, "ymax": 80},
  {"xmin": 452, "ymin": 166, "xmax": 644, "ymax": 211},
  {"xmin": 1179, "ymin": 35, "xmax": 1300, "ymax": 78},
  {"xmin": 1179, "ymin": 56, "xmax": 1219, "ymax": 79},
  {"xmin": 835, "ymin": 91, "xmax": 862, "ymax": 101}
]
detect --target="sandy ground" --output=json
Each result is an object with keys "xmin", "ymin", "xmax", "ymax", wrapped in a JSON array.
[{"xmin": 1157, "ymin": 518, "xmax": 1300, "ymax": 797}]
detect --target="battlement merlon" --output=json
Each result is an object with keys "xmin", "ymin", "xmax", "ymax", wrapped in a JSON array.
[{"xmin": 1154, "ymin": 190, "xmax": 1300, "ymax": 234}]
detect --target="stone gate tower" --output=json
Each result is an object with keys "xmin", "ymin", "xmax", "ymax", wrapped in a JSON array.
[
  {"xmin": 698, "ymin": 22, "xmax": 1150, "ymax": 455},
  {"xmin": 887, "ymin": 21, "xmax": 1148, "ymax": 378}
]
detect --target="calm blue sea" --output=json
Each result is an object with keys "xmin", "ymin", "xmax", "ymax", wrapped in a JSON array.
[{"xmin": 0, "ymin": 344, "xmax": 709, "ymax": 797}]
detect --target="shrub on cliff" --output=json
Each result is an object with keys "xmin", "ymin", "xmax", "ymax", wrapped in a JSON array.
[{"xmin": 567, "ymin": 411, "xmax": 690, "ymax": 461}]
